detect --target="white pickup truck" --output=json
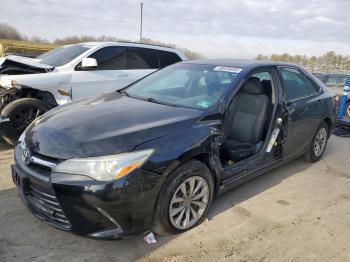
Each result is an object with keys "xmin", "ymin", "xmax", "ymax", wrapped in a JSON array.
[{"xmin": 0, "ymin": 42, "xmax": 187, "ymax": 144}]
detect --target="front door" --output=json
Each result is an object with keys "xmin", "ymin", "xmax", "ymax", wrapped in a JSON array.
[
  {"xmin": 71, "ymin": 46, "xmax": 159, "ymax": 101},
  {"xmin": 71, "ymin": 46, "xmax": 129, "ymax": 100}
]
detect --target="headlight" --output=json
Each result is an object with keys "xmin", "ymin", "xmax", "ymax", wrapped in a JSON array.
[{"xmin": 53, "ymin": 149, "xmax": 154, "ymax": 182}]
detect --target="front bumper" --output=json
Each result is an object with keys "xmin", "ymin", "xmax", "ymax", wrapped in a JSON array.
[{"xmin": 12, "ymin": 145, "xmax": 165, "ymax": 239}]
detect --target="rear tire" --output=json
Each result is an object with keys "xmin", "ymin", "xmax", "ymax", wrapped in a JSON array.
[
  {"xmin": 152, "ymin": 160, "xmax": 214, "ymax": 236},
  {"xmin": 0, "ymin": 98, "xmax": 50, "ymax": 145},
  {"xmin": 303, "ymin": 121, "xmax": 329, "ymax": 162}
]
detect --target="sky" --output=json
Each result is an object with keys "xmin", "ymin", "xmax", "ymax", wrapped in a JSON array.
[{"xmin": 1, "ymin": 0, "xmax": 350, "ymax": 58}]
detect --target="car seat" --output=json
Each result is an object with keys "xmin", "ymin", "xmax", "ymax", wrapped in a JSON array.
[{"xmin": 222, "ymin": 77, "xmax": 270, "ymax": 161}]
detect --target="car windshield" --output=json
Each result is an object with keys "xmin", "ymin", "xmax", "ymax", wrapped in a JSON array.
[
  {"xmin": 126, "ymin": 63, "xmax": 240, "ymax": 110},
  {"xmin": 37, "ymin": 44, "xmax": 90, "ymax": 67}
]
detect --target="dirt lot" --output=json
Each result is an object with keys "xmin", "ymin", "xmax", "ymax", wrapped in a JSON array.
[{"xmin": 0, "ymin": 136, "xmax": 349, "ymax": 262}]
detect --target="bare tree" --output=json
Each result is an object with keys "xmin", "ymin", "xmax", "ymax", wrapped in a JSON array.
[{"xmin": 0, "ymin": 23, "xmax": 25, "ymax": 40}]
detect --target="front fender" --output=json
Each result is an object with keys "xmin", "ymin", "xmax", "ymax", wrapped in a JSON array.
[
  {"xmin": 0, "ymin": 72, "xmax": 72, "ymax": 106},
  {"xmin": 135, "ymin": 123, "xmax": 213, "ymax": 176}
]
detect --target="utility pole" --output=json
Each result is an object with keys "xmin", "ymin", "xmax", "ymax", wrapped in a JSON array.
[{"xmin": 140, "ymin": 2, "xmax": 143, "ymax": 42}]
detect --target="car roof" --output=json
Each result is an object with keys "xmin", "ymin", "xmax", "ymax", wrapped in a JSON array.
[
  {"xmin": 181, "ymin": 59, "xmax": 299, "ymax": 68},
  {"xmin": 67, "ymin": 41, "xmax": 185, "ymax": 55}
]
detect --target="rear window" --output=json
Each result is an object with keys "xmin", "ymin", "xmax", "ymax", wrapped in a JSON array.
[
  {"xmin": 126, "ymin": 47, "xmax": 159, "ymax": 69},
  {"xmin": 158, "ymin": 50, "xmax": 182, "ymax": 68}
]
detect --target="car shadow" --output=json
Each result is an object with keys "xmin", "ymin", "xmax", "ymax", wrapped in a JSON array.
[
  {"xmin": 207, "ymin": 158, "xmax": 312, "ymax": 220},
  {"xmin": 0, "ymin": 157, "xmax": 314, "ymax": 261}
]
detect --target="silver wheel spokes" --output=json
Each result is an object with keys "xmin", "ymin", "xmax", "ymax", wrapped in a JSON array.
[
  {"xmin": 314, "ymin": 127, "xmax": 327, "ymax": 157},
  {"xmin": 169, "ymin": 176, "xmax": 209, "ymax": 230}
]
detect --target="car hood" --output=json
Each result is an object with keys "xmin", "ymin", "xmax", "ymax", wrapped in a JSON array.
[
  {"xmin": 25, "ymin": 92, "xmax": 203, "ymax": 159},
  {"xmin": 0, "ymin": 55, "xmax": 54, "ymax": 75}
]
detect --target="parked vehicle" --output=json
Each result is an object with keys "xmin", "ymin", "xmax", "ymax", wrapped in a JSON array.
[
  {"xmin": 313, "ymin": 73, "xmax": 350, "ymax": 88},
  {"xmin": 313, "ymin": 73, "xmax": 350, "ymax": 118},
  {"xmin": 0, "ymin": 42, "xmax": 187, "ymax": 144},
  {"xmin": 12, "ymin": 59, "xmax": 336, "ymax": 239}
]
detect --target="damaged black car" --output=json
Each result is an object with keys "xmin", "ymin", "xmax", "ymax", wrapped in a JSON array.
[{"xmin": 12, "ymin": 60, "xmax": 336, "ymax": 239}]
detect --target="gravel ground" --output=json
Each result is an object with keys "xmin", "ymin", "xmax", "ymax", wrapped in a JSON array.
[{"xmin": 0, "ymin": 136, "xmax": 349, "ymax": 262}]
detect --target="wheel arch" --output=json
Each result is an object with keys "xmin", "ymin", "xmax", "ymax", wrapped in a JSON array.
[
  {"xmin": 20, "ymin": 87, "xmax": 58, "ymax": 108},
  {"xmin": 161, "ymin": 152, "xmax": 220, "ymax": 195},
  {"xmin": 323, "ymin": 117, "xmax": 333, "ymax": 138},
  {"xmin": 1, "ymin": 86, "xmax": 57, "ymax": 111},
  {"xmin": 192, "ymin": 153, "xmax": 219, "ymax": 191}
]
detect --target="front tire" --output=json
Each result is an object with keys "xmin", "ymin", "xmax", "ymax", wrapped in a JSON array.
[
  {"xmin": 0, "ymin": 98, "xmax": 50, "ymax": 145},
  {"xmin": 152, "ymin": 160, "xmax": 214, "ymax": 236},
  {"xmin": 304, "ymin": 121, "xmax": 329, "ymax": 162}
]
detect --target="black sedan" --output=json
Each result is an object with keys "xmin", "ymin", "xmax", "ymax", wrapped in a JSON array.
[{"xmin": 12, "ymin": 59, "xmax": 336, "ymax": 239}]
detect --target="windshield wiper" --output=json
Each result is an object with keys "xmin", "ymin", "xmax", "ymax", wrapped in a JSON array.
[
  {"xmin": 123, "ymin": 92, "xmax": 181, "ymax": 108},
  {"xmin": 146, "ymin": 97, "xmax": 179, "ymax": 108},
  {"xmin": 118, "ymin": 89, "xmax": 129, "ymax": 97}
]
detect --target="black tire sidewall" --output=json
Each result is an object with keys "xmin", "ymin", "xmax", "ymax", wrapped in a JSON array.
[
  {"xmin": 307, "ymin": 122, "xmax": 329, "ymax": 162},
  {"xmin": 152, "ymin": 160, "xmax": 214, "ymax": 235},
  {"xmin": 1, "ymin": 98, "xmax": 50, "ymax": 145}
]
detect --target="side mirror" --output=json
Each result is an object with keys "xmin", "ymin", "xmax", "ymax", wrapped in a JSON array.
[{"xmin": 81, "ymin": 57, "xmax": 98, "ymax": 69}]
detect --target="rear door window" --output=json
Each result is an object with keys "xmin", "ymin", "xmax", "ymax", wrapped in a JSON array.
[
  {"xmin": 157, "ymin": 50, "xmax": 182, "ymax": 68},
  {"xmin": 126, "ymin": 47, "xmax": 159, "ymax": 69},
  {"xmin": 279, "ymin": 67, "xmax": 320, "ymax": 101},
  {"xmin": 88, "ymin": 46, "xmax": 126, "ymax": 70}
]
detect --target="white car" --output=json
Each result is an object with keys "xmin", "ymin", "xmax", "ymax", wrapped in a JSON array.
[{"xmin": 0, "ymin": 42, "xmax": 187, "ymax": 144}]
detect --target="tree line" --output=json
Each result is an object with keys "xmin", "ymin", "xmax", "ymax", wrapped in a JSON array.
[
  {"xmin": 1, "ymin": 22, "xmax": 349, "ymax": 71},
  {"xmin": 0, "ymin": 22, "xmax": 201, "ymax": 59},
  {"xmin": 256, "ymin": 52, "xmax": 350, "ymax": 74}
]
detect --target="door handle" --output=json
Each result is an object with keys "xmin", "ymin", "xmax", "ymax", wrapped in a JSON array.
[
  {"xmin": 115, "ymin": 73, "xmax": 128, "ymax": 77},
  {"xmin": 316, "ymin": 99, "xmax": 322, "ymax": 104}
]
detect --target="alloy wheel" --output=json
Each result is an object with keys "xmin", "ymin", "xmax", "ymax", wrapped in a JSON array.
[
  {"xmin": 169, "ymin": 176, "xmax": 209, "ymax": 230},
  {"xmin": 346, "ymin": 104, "xmax": 350, "ymax": 119},
  {"xmin": 314, "ymin": 127, "xmax": 327, "ymax": 157}
]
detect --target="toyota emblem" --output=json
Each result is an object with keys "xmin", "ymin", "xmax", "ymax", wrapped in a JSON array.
[{"xmin": 21, "ymin": 140, "xmax": 31, "ymax": 165}]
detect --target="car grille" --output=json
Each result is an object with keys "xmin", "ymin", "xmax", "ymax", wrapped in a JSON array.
[
  {"xmin": 15, "ymin": 145, "xmax": 71, "ymax": 230},
  {"xmin": 27, "ymin": 183, "xmax": 71, "ymax": 229}
]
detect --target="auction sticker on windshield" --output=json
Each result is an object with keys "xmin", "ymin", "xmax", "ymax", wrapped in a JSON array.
[
  {"xmin": 213, "ymin": 66, "xmax": 242, "ymax": 73},
  {"xmin": 197, "ymin": 100, "xmax": 212, "ymax": 108}
]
